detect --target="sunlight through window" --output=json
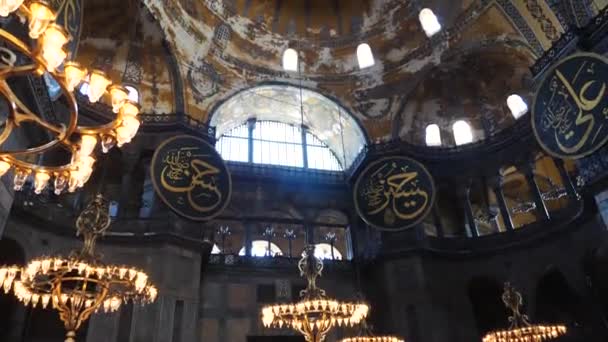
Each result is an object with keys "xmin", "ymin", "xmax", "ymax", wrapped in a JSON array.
[
  {"xmin": 239, "ymin": 240, "xmax": 283, "ymax": 257},
  {"xmin": 282, "ymin": 48, "xmax": 298, "ymax": 71},
  {"xmin": 419, "ymin": 8, "xmax": 441, "ymax": 37},
  {"xmin": 453, "ymin": 120, "xmax": 473, "ymax": 146},
  {"xmin": 507, "ymin": 94, "xmax": 528, "ymax": 119},
  {"xmin": 425, "ymin": 124, "xmax": 442, "ymax": 146},
  {"xmin": 356, "ymin": 43, "xmax": 375, "ymax": 69}
]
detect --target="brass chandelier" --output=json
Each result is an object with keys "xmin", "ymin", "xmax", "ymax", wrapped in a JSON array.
[
  {"xmin": 0, "ymin": 0, "xmax": 141, "ymax": 195},
  {"xmin": 261, "ymin": 245, "xmax": 369, "ymax": 342},
  {"xmin": 482, "ymin": 283, "xmax": 566, "ymax": 342},
  {"xmin": 340, "ymin": 319, "xmax": 404, "ymax": 342},
  {"xmin": 0, "ymin": 194, "xmax": 157, "ymax": 342}
]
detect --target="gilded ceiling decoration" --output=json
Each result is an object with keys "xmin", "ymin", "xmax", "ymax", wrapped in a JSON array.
[{"xmin": 72, "ymin": 0, "xmax": 601, "ymax": 145}]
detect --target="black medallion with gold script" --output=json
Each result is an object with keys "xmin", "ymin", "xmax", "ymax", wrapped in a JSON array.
[
  {"xmin": 151, "ymin": 135, "xmax": 231, "ymax": 221},
  {"xmin": 354, "ymin": 156, "xmax": 435, "ymax": 231},
  {"xmin": 532, "ymin": 52, "xmax": 608, "ymax": 159}
]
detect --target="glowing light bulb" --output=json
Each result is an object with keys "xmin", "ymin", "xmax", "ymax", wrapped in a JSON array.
[
  {"xmin": 0, "ymin": 160, "xmax": 10, "ymax": 177},
  {"xmin": 109, "ymin": 85, "xmax": 128, "ymax": 113},
  {"xmin": 119, "ymin": 101, "xmax": 139, "ymax": 118},
  {"xmin": 13, "ymin": 169, "xmax": 29, "ymax": 191},
  {"xmin": 64, "ymin": 62, "xmax": 87, "ymax": 92},
  {"xmin": 33, "ymin": 171, "xmax": 50, "ymax": 194},
  {"xmin": 0, "ymin": 0, "xmax": 24, "ymax": 17},
  {"xmin": 79, "ymin": 135, "xmax": 97, "ymax": 157},
  {"xmin": 87, "ymin": 70, "xmax": 111, "ymax": 103},
  {"xmin": 28, "ymin": 1, "xmax": 56, "ymax": 39},
  {"xmin": 101, "ymin": 135, "xmax": 116, "ymax": 153}
]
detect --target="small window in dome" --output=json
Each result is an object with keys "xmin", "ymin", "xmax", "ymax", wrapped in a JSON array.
[
  {"xmin": 125, "ymin": 85, "xmax": 139, "ymax": 103},
  {"xmin": 419, "ymin": 8, "xmax": 441, "ymax": 37},
  {"xmin": 453, "ymin": 120, "xmax": 473, "ymax": 146},
  {"xmin": 425, "ymin": 124, "xmax": 442, "ymax": 146},
  {"xmin": 507, "ymin": 94, "xmax": 528, "ymax": 119},
  {"xmin": 282, "ymin": 48, "xmax": 298, "ymax": 72},
  {"xmin": 356, "ymin": 43, "xmax": 375, "ymax": 69}
]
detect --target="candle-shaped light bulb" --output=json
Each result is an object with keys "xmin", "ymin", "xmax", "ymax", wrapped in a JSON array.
[
  {"xmin": 28, "ymin": 1, "xmax": 56, "ymax": 39},
  {"xmin": 87, "ymin": 70, "xmax": 111, "ymax": 103},
  {"xmin": 64, "ymin": 62, "xmax": 87, "ymax": 91},
  {"xmin": 109, "ymin": 85, "xmax": 128, "ymax": 113}
]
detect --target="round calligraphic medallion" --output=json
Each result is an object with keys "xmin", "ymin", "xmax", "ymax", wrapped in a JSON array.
[
  {"xmin": 150, "ymin": 135, "xmax": 231, "ymax": 221},
  {"xmin": 354, "ymin": 156, "xmax": 435, "ymax": 231},
  {"xmin": 532, "ymin": 52, "xmax": 608, "ymax": 159}
]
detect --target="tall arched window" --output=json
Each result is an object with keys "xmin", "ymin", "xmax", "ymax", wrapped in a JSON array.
[
  {"xmin": 453, "ymin": 120, "xmax": 473, "ymax": 146},
  {"xmin": 211, "ymin": 85, "xmax": 367, "ymax": 170},
  {"xmin": 217, "ymin": 121, "xmax": 342, "ymax": 171},
  {"xmin": 507, "ymin": 94, "xmax": 528, "ymax": 119},
  {"xmin": 425, "ymin": 124, "xmax": 442, "ymax": 146},
  {"xmin": 356, "ymin": 43, "xmax": 375, "ymax": 69},
  {"xmin": 238, "ymin": 240, "xmax": 283, "ymax": 257},
  {"xmin": 282, "ymin": 48, "xmax": 298, "ymax": 71},
  {"xmin": 419, "ymin": 8, "xmax": 441, "ymax": 37}
]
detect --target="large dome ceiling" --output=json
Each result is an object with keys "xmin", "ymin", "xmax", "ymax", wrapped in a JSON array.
[{"xmin": 73, "ymin": 0, "xmax": 599, "ymax": 147}]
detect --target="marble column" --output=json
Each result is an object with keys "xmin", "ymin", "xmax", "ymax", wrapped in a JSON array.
[
  {"xmin": 244, "ymin": 221, "xmax": 253, "ymax": 257},
  {"xmin": 118, "ymin": 151, "xmax": 140, "ymax": 218},
  {"xmin": 493, "ymin": 177, "xmax": 514, "ymax": 231},
  {"xmin": 523, "ymin": 163, "xmax": 550, "ymax": 221},
  {"xmin": 553, "ymin": 158, "xmax": 580, "ymax": 201},
  {"xmin": 0, "ymin": 176, "xmax": 14, "ymax": 238},
  {"xmin": 460, "ymin": 185, "xmax": 479, "ymax": 238}
]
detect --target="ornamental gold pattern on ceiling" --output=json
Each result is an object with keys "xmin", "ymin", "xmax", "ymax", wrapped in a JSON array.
[
  {"xmin": 532, "ymin": 52, "xmax": 608, "ymax": 159},
  {"xmin": 150, "ymin": 135, "xmax": 232, "ymax": 221},
  {"xmin": 354, "ymin": 156, "xmax": 435, "ymax": 231}
]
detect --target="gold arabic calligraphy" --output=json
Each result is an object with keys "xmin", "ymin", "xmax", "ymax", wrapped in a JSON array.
[
  {"xmin": 541, "ymin": 58, "xmax": 607, "ymax": 154},
  {"xmin": 361, "ymin": 162, "xmax": 429, "ymax": 225},
  {"xmin": 160, "ymin": 147, "xmax": 223, "ymax": 213}
]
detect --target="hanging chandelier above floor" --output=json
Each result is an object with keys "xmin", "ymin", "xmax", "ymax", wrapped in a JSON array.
[
  {"xmin": 482, "ymin": 283, "xmax": 566, "ymax": 342},
  {"xmin": 0, "ymin": 1, "xmax": 141, "ymax": 195},
  {"xmin": 0, "ymin": 194, "xmax": 157, "ymax": 342},
  {"xmin": 261, "ymin": 245, "xmax": 369, "ymax": 342},
  {"xmin": 339, "ymin": 318, "xmax": 404, "ymax": 342}
]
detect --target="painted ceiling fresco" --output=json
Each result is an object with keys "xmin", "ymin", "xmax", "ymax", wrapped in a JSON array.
[{"xmin": 74, "ymin": 0, "xmax": 602, "ymax": 146}]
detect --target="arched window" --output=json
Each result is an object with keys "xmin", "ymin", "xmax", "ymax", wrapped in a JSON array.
[
  {"xmin": 419, "ymin": 8, "xmax": 441, "ymax": 37},
  {"xmin": 311, "ymin": 243, "xmax": 342, "ymax": 260},
  {"xmin": 507, "ymin": 94, "xmax": 528, "ymax": 119},
  {"xmin": 211, "ymin": 244, "xmax": 221, "ymax": 254},
  {"xmin": 211, "ymin": 85, "xmax": 366, "ymax": 170},
  {"xmin": 217, "ymin": 121, "xmax": 342, "ymax": 171},
  {"xmin": 356, "ymin": 43, "xmax": 375, "ymax": 69},
  {"xmin": 282, "ymin": 48, "xmax": 298, "ymax": 71},
  {"xmin": 425, "ymin": 124, "xmax": 442, "ymax": 146},
  {"xmin": 238, "ymin": 240, "xmax": 283, "ymax": 257},
  {"xmin": 125, "ymin": 85, "xmax": 139, "ymax": 103},
  {"xmin": 453, "ymin": 120, "xmax": 473, "ymax": 146}
]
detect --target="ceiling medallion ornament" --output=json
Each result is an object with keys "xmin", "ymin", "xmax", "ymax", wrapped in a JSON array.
[
  {"xmin": 353, "ymin": 156, "xmax": 435, "ymax": 231},
  {"xmin": 261, "ymin": 245, "xmax": 369, "ymax": 342},
  {"xmin": 482, "ymin": 283, "xmax": 566, "ymax": 342},
  {"xmin": 0, "ymin": 194, "xmax": 158, "ymax": 342},
  {"xmin": 0, "ymin": 1, "xmax": 141, "ymax": 195},
  {"xmin": 532, "ymin": 52, "xmax": 608, "ymax": 159},
  {"xmin": 150, "ymin": 135, "xmax": 232, "ymax": 221}
]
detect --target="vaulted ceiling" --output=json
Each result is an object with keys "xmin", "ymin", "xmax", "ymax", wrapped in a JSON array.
[{"xmin": 73, "ymin": 0, "xmax": 601, "ymax": 147}]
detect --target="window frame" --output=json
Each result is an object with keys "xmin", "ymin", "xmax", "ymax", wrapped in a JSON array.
[{"xmin": 216, "ymin": 120, "xmax": 344, "ymax": 172}]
